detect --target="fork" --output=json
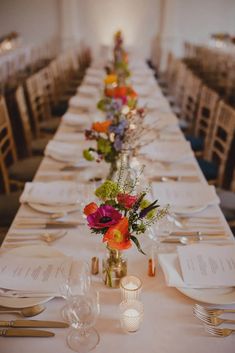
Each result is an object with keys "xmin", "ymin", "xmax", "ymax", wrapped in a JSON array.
[
  {"xmin": 193, "ymin": 308, "xmax": 235, "ymax": 326},
  {"xmin": 194, "ymin": 303, "xmax": 235, "ymax": 316},
  {"xmin": 204, "ymin": 325, "xmax": 235, "ymax": 337}
]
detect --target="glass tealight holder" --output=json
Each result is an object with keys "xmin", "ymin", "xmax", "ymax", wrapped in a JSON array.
[
  {"xmin": 119, "ymin": 300, "xmax": 144, "ymax": 333},
  {"xmin": 120, "ymin": 275, "xmax": 142, "ymax": 300}
]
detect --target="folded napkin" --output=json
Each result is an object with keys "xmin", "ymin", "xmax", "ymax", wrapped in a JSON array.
[
  {"xmin": 158, "ymin": 253, "xmax": 186, "ymax": 287},
  {"xmin": 140, "ymin": 140, "xmax": 193, "ymax": 163},
  {"xmin": 69, "ymin": 95, "xmax": 96, "ymax": 111},
  {"xmin": 86, "ymin": 67, "xmax": 105, "ymax": 77},
  {"xmin": 77, "ymin": 84, "xmax": 100, "ymax": 98},
  {"xmin": 20, "ymin": 181, "xmax": 81, "ymax": 205},
  {"xmin": 83, "ymin": 75, "xmax": 102, "ymax": 86},
  {"xmin": 152, "ymin": 182, "xmax": 220, "ymax": 208},
  {"xmin": 45, "ymin": 140, "xmax": 81, "ymax": 163},
  {"xmin": 54, "ymin": 132, "xmax": 85, "ymax": 143},
  {"xmin": 62, "ymin": 112, "xmax": 89, "ymax": 127}
]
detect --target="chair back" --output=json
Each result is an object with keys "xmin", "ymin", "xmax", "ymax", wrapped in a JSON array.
[
  {"xmin": 180, "ymin": 71, "xmax": 202, "ymax": 130},
  {"xmin": 0, "ymin": 96, "xmax": 17, "ymax": 193},
  {"xmin": 207, "ymin": 101, "xmax": 235, "ymax": 186},
  {"xmin": 15, "ymin": 86, "xmax": 33, "ymax": 156},
  {"xmin": 194, "ymin": 86, "xmax": 219, "ymax": 156},
  {"xmin": 26, "ymin": 72, "xmax": 51, "ymax": 136}
]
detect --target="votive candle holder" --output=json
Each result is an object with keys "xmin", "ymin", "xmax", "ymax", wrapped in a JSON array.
[
  {"xmin": 120, "ymin": 275, "xmax": 142, "ymax": 300},
  {"xmin": 119, "ymin": 300, "xmax": 144, "ymax": 333}
]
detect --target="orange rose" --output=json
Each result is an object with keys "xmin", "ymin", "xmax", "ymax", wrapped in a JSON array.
[
  {"xmin": 83, "ymin": 202, "xmax": 98, "ymax": 216},
  {"xmin": 92, "ymin": 121, "xmax": 111, "ymax": 133}
]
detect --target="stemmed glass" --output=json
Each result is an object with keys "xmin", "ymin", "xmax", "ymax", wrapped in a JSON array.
[
  {"xmin": 60, "ymin": 260, "xmax": 91, "ymax": 322},
  {"xmin": 66, "ymin": 287, "xmax": 100, "ymax": 353}
]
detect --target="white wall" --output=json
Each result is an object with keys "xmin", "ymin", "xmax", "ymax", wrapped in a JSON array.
[
  {"xmin": 60, "ymin": 0, "xmax": 160, "ymax": 58},
  {"xmin": 162, "ymin": 0, "xmax": 235, "ymax": 57},
  {"xmin": 0, "ymin": 0, "xmax": 60, "ymax": 45}
]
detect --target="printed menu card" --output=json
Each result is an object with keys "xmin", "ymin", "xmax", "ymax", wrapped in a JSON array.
[
  {"xmin": 0, "ymin": 254, "xmax": 72, "ymax": 294},
  {"xmin": 178, "ymin": 245, "xmax": 235, "ymax": 287}
]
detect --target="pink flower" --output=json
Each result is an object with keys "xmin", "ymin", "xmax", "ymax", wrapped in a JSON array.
[
  {"xmin": 87, "ymin": 205, "xmax": 122, "ymax": 229},
  {"xmin": 117, "ymin": 193, "xmax": 138, "ymax": 209}
]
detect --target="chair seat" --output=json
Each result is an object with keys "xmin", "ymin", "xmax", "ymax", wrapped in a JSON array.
[
  {"xmin": 8, "ymin": 156, "xmax": 42, "ymax": 182},
  {"xmin": 51, "ymin": 102, "xmax": 68, "ymax": 117},
  {"xmin": 39, "ymin": 117, "xmax": 61, "ymax": 134},
  {"xmin": 216, "ymin": 188, "xmax": 235, "ymax": 222},
  {"xmin": 31, "ymin": 137, "xmax": 50, "ymax": 155},
  {"xmin": 0, "ymin": 191, "xmax": 21, "ymax": 227},
  {"xmin": 197, "ymin": 158, "xmax": 218, "ymax": 181},
  {"xmin": 186, "ymin": 135, "xmax": 204, "ymax": 152}
]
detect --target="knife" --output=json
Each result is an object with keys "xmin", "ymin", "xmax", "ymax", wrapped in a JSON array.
[
  {"xmin": 14, "ymin": 220, "xmax": 82, "ymax": 229},
  {"xmin": 0, "ymin": 328, "xmax": 54, "ymax": 337},
  {"xmin": 169, "ymin": 231, "xmax": 228, "ymax": 237},
  {"xmin": 0, "ymin": 320, "xmax": 69, "ymax": 328}
]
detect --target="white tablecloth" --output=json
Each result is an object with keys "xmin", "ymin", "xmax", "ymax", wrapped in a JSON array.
[{"xmin": 1, "ymin": 60, "xmax": 234, "ymax": 353}]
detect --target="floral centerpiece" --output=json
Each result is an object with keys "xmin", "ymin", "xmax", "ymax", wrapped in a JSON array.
[
  {"xmin": 83, "ymin": 99, "xmax": 146, "ymax": 179},
  {"xmin": 83, "ymin": 167, "xmax": 168, "ymax": 287}
]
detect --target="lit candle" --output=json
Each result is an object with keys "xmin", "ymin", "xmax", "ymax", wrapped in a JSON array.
[
  {"xmin": 119, "ymin": 300, "xmax": 144, "ymax": 333},
  {"xmin": 120, "ymin": 275, "xmax": 142, "ymax": 300}
]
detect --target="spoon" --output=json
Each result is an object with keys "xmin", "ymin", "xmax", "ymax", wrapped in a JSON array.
[{"xmin": 0, "ymin": 304, "xmax": 45, "ymax": 317}]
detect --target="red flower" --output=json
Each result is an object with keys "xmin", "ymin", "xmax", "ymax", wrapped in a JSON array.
[
  {"xmin": 117, "ymin": 193, "xmax": 138, "ymax": 209},
  {"xmin": 83, "ymin": 202, "xmax": 98, "ymax": 216},
  {"xmin": 103, "ymin": 217, "xmax": 131, "ymax": 250}
]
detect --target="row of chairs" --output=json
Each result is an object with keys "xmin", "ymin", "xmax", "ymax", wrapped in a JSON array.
[
  {"xmin": 183, "ymin": 42, "xmax": 235, "ymax": 107},
  {"xmin": 155, "ymin": 52, "xmax": 235, "ymax": 231},
  {"xmin": 0, "ymin": 45, "xmax": 91, "ymax": 234}
]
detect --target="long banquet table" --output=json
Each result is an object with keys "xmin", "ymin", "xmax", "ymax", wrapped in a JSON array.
[{"xmin": 1, "ymin": 57, "xmax": 234, "ymax": 353}]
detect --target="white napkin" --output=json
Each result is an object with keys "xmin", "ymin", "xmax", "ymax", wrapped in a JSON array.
[
  {"xmin": 62, "ymin": 112, "xmax": 89, "ymax": 127},
  {"xmin": 69, "ymin": 95, "xmax": 96, "ymax": 111},
  {"xmin": 158, "ymin": 253, "xmax": 186, "ymax": 287},
  {"xmin": 45, "ymin": 140, "xmax": 81, "ymax": 163},
  {"xmin": 54, "ymin": 132, "xmax": 85, "ymax": 143},
  {"xmin": 83, "ymin": 75, "xmax": 102, "ymax": 87},
  {"xmin": 20, "ymin": 181, "xmax": 81, "ymax": 205},
  {"xmin": 77, "ymin": 84, "xmax": 100, "ymax": 98},
  {"xmin": 144, "ymin": 112, "xmax": 178, "ymax": 130},
  {"xmin": 140, "ymin": 140, "xmax": 193, "ymax": 162},
  {"xmin": 86, "ymin": 67, "xmax": 105, "ymax": 77},
  {"xmin": 152, "ymin": 182, "xmax": 220, "ymax": 208}
]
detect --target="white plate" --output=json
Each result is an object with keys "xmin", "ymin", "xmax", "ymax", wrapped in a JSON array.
[
  {"xmin": 0, "ymin": 245, "xmax": 64, "ymax": 308},
  {"xmin": 177, "ymin": 286, "xmax": 235, "ymax": 304},
  {"xmin": 28, "ymin": 202, "xmax": 80, "ymax": 214}
]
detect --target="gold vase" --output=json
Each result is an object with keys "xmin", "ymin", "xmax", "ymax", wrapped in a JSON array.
[{"xmin": 102, "ymin": 248, "xmax": 127, "ymax": 288}]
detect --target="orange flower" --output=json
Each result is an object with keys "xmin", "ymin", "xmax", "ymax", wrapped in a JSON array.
[
  {"xmin": 103, "ymin": 217, "xmax": 131, "ymax": 250},
  {"xmin": 83, "ymin": 202, "xmax": 98, "ymax": 216},
  {"xmin": 92, "ymin": 121, "xmax": 111, "ymax": 133}
]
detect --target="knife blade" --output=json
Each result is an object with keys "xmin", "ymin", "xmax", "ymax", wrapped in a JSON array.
[
  {"xmin": 0, "ymin": 320, "xmax": 69, "ymax": 328},
  {"xmin": 169, "ymin": 231, "xmax": 228, "ymax": 237},
  {"xmin": 0, "ymin": 328, "xmax": 54, "ymax": 337},
  {"xmin": 14, "ymin": 220, "xmax": 82, "ymax": 229}
]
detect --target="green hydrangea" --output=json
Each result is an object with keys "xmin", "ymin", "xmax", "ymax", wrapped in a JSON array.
[
  {"xmin": 95, "ymin": 180, "xmax": 119, "ymax": 201},
  {"xmin": 83, "ymin": 149, "xmax": 94, "ymax": 161},
  {"xmin": 97, "ymin": 138, "xmax": 112, "ymax": 155}
]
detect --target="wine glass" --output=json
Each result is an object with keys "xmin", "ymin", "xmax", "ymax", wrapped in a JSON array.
[
  {"xmin": 60, "ymin": 260, "xmax": 91, "ymax": 322},
  {"xmin": 66, "ymin": 287, "xmax": 100, "ymax": 353}
]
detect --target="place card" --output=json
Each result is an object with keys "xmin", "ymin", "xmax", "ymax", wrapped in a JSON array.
[{"xmin": 178, "ymin": 245, "xmax": 235, "ymax": 287}]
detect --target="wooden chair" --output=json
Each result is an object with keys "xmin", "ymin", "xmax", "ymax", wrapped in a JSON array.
[
  {"xmin": 198, "ymin": 101, "xmax": 235, "ymax": 186},
  {"xmin": 190, "ymin": 86, "xmax": 220, "ymax": 155},
  {"xmin": 26, "ymin": 72, "xmax": 61, "ymax": 137},
  {"xmin": 0, "ymin": 95, "xmax": 41, "ymax": 194},
  {"xmin": 180, "ymin": 71, "xmax": 202, "ymax": 132},
  {"xmin": 15, "ymin": 86, "xmax": 49, "ymax": 156}
]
